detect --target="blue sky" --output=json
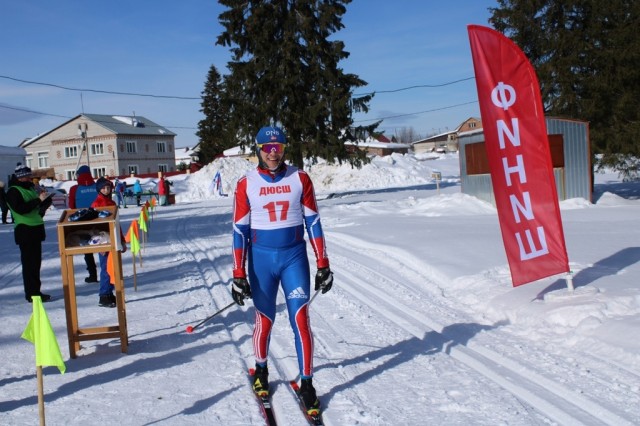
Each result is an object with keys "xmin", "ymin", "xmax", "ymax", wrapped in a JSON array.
[{"xmin": 0, "ymin": 1, "xmax": 495, "ymax": 147}]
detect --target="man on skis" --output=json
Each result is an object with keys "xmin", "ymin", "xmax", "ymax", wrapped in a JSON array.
[{"xmin": 231, "ymin": 125, "xmax": 334, "ymax": 416}]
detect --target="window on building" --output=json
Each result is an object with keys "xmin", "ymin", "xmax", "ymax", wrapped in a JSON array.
[
  {"xmin": 37, "ymin": 152, "xmax": 49, "ymax": 168},
  {"xmin": 93, "ymin": 167, "xmax": 106, "ymax": 178},
  {"xmin": 158, "ymin": 164, "xmax": 169, "ymax": 173},
  {"xmin": 65, "ymin": 146, "xmax": 79, "ymax": 158},
  {"xmin": 157, "ymin": 141, "xmax": 166, "ymax": 153},
  {"xmin": 126, "ymin": 141, "xmax": 137, "ymax": 153},
  {"xmin": 469, "ymin": 122, "xmax": 477, "ymax": 129},
  {"xmin": 91, "ymin": 143, "xmax": 104, "ymax": 156},
  {"xmin": 65, "ymin": 170, "xmax": 76, "ymax": 180},
  {"xmin": 128, "ymin": 165, "xmax": 139, "ymax": 175}
]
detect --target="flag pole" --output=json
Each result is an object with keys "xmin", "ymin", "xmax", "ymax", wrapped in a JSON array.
[
  {"xmin": 139, "ymin": 239, "xmax": 144, "ymax": 267},
  {"xmin": 132, "ymin": 252, "xmax": 138, "ymax": 291},
  {"xmin": 37, "ymin": 366, "xmax": 45, "ymax": 426},
  {"xmin": 22, "ymin": 295, "xmax": 66, "ymax": 425},
  {"xmin": 565, "ymin": 270, "xmax": 574, "ymax": 291}
]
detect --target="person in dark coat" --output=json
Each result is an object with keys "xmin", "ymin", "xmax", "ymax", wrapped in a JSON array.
[
  {"xmin": 0, "ymin": 180, "xmax": 10, "ymax": 224},
  {"xmin": 6, "ymin": 164, "xmax": 53, "ymax": 302}
]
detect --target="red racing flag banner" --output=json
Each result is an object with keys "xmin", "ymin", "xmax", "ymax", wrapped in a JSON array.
[{"xmin": 468, "ymin": 25, "xmax": 569, "ymax": 286}]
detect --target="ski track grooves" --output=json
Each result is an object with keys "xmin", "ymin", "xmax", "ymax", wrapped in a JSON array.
[
  {"xmin": 327, "ymin": 231, "xmax": 634, "ymax": 426},
  {"xmin": 175, "ymin": 207, "xmax": 313, "ymax": 425},
  {"xmin": 0, "ymin": 260, "xmax": 23, "ymax": 291}
]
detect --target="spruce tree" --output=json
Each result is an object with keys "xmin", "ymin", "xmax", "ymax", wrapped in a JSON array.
[
  {"xmin": 490, "ymin": 0, "xmax": 640, "ymax": 178},
  {"xmin": 216, "ymin": 0, "xmax": 377, "ymax": 169},
  {"xmin": 197, "ymin": 65, "xmax": 229, "ymax": 165}
]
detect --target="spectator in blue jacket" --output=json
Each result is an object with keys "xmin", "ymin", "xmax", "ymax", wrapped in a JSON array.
[
  {"xmin": 133, "ymin": 179, "xmax": 143, "ymax": 206},
  {"xmin": 115, "ymin": 179, "xmax": 127, "ymax": 208},
  {"xmin": 68, "ymin": 165, "xmax": 98, "ymax": 282}
]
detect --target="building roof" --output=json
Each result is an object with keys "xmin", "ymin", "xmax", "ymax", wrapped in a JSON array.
[
  {"xmin": 457, "ymin": 128, "xmax": 484, "ymax": 138},
  {"xmin": 411, "ymin": 129, "xmax": 457, "ymax": 145},
  {"xmin": 346, "ymin": 138, "xmax": 410, "ymax": 149},
  {"xmin": 83, "ymin": 114, "xmax": 176, "ymax": 136},
  {"xmin": 20, "ymin": 113, "xmax": 176, "ymax": 148},
  {"xmin": 175, "ymin": 146, "xmax": 199, "ymax": 162}
]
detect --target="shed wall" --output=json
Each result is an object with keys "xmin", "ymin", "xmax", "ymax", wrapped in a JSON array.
[{"xmin": 458, "ymin": 118, "xmax": 590, "ymax": 204}]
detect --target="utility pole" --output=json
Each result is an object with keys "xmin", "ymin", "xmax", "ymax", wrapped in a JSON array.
[{"xmin": 74, "ymin": 123, "xmax": 89, "ymax": 175}]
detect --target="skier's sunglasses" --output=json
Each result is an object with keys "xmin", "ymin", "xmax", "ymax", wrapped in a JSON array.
[{"xmin": 258, "ymin": 143, "xmax": 285, "ymax": 154}]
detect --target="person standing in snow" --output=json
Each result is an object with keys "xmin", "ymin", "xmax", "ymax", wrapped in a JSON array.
[
  {"xmin": 0, "ymin": 180, "xmax": 10, "ymax": 224},
  {"xmin": 115, "ymin": 178, "xmax": 126, "ymax": 208},
  {"xmin": 133, "ymin": 179, "xmax": 143, "ymax": 206},
  {"xmin": 91, "ymin": 177, "xmax": 126, "ymax": 308},
  {"xmin": 213, "ymin": 170, "xmax": 225, "ymax": 196},
  {"xmin": 157, "ymin": 175, "xmax": 167, "ymax": 206},
  {"xmin": 68, "ymin": 165, "xmax": 98, "ymax": 283},
  {"xmin": 6, "ymin": 164, "xmax": 53, "ymax": 302},
  {"xmin": 231, "ymin": 125, "xmax": 334, "ymax": 416}
]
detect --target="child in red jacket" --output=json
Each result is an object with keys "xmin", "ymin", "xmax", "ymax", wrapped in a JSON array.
[{"xmin": 92, "ymin": 177, "xmax": 126, "ymax": 307}]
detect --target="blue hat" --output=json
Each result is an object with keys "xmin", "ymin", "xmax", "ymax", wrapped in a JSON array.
[
  {"xmin": 77, "ymin": 165, "xmax": 91, "ymax": 175},
  {"xmin": 95, "ymin": 177, "xmax": 113, "ymax": 192},
  {"xmin": 255, "ymin": 126, "xmax": 286, "ymax": 144},
  {"xmin": 14, "ymin": 164, "xmax": 32, "ymax": 178}
]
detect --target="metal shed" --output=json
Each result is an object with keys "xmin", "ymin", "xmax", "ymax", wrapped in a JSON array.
[{"xmin": 458, "ymin": 117, "xmax": 591, "ymax": 205}]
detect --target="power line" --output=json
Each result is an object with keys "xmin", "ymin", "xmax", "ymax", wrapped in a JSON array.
[
  {"xmin": 0, "ymin": 75, "xmax": 200, "ymax": 100},
  {"xmin": 0, "ymin": 104, "xmax": 198, "ymax": 131},
  {"xmin": 0, "ymin": 104, "xmax": 71, "ymax": 119},
  {"xmin": 354, "ymin": 77, "xmax": 475, "ymax": 97},
  {"xmin": 354, "ymin": 100, "xmax": 478, "ymax": 123},
  {"xmin": 1, "ymin": 74, "xmax": 478, "ymax": 130},
  {"xmin": 1, "ymin": 74, "xmax": 474, "ymax": 101}
]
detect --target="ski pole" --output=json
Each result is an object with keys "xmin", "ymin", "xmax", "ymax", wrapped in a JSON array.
[
  {"xmin": 308, "ymin": 288, "xmax": 321, "ymax": 305},
  {"xmin": 185, "ymin": 301, "xmax": 236, "ymax": 333}
]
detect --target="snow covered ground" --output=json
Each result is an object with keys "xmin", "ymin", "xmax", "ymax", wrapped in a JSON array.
[{"xmin": 1, "ymin": 153, "xmax": 640, "ymax": 425}]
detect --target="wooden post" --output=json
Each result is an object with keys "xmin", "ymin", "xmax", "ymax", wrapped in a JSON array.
[
  {"xmin": 132, "ymin": 252, "xmax": 138, "ymax": 291},
  {"xmin": 37, "ymin": 366, "xmax": 45, "ymax": 426},
  {"xmin": 431, "ymin": 171, "xmax": 442, "ymax": 195}
]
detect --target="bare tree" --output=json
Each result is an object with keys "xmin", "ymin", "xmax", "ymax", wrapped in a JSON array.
[{"xmin": 393, "ymin": 127, "xmax": 421, "ymax": 144}]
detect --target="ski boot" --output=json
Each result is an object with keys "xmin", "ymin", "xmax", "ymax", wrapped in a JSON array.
[
  {"xmin": 253, "ymin": 364, "xmax": 269, "ymax": 397},
  {"xmin": 299, "ymin": 378, "xmax": 321, "ymax": 416}
]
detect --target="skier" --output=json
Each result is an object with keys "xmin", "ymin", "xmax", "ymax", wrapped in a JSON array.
[
  {"xmin": 213, "ymin": 171, "xmax": 224, "ymax": 196},
  {"xmin": 231, "ymin": 125, "xmax": 334, "ymax": 416}
]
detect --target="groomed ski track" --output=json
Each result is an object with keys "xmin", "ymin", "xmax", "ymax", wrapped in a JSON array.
[{"xmin": 167, "ymin": 202, "xmax": 639, "ymax": 425}]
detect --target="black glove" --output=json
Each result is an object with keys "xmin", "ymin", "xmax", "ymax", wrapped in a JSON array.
[
  {"xmin": 315, "ymin": 267, "xmax": 333, "ymax": 294},
  {"xmin": 38, "ymin": 195, "xmax": 53, "ymax": 217},
  {"xmin": 232, "ymin": 277, "xmax": 252, "ymax": 306}
]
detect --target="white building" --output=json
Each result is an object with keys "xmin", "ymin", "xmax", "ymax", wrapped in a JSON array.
[{"xmin": 20, "ymin": 113, "xmax": 177, "ymax": 180}]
